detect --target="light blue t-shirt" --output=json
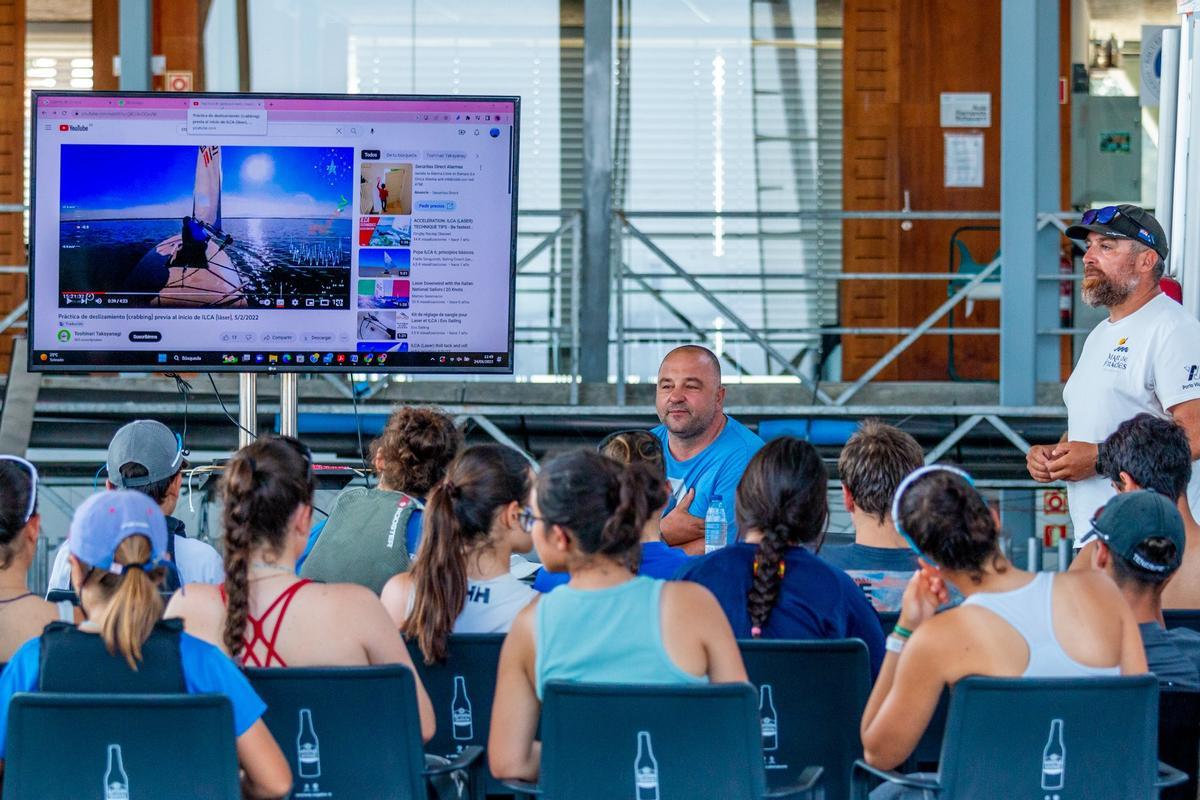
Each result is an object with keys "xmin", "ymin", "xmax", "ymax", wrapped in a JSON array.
[
  {"xmin": 651, "ymin": 415, "xmax": 763, "ymax": 543},
  {"xmin": 534, "ymin": 576, "xmax": 706, "ymax": 699},
  {"xmin": 0, "ymin": 632, "xmax": 266, "ymax": 757}
]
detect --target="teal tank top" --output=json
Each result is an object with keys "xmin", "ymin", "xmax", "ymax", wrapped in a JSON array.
[{"xmin": 534, "ymin": 575, "xmax": 708, "ymax": 699}]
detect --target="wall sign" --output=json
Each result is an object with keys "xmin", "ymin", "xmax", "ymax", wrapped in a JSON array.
[{"xmin": 940, "ymin": 92, "xmax": 991, "ymax": 127}]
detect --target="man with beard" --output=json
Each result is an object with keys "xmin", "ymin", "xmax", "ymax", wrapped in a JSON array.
[
  {"xmin": 650, "ymin": 345, "xmax": 763, "ymax": 555},
  {"xmin": 1026, "ymin": 205, "xmax": 1200, "ymax": 562}
]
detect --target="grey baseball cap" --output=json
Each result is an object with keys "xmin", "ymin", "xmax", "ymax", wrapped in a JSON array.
[{"xmin": 107, "ymin": 420, "xmax": 184, "ymax": 488}]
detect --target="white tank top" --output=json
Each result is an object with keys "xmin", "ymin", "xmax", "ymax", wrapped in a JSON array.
[
  {"xmin": 406, "ymin": 572, "xmax": 535, "ymax": 634},
  {"xmin": 962, "ymin": 572, "xmax": 1121, "ymax": 678}
]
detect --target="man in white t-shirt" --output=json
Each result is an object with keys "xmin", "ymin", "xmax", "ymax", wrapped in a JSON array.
[
  {"xmin": 47, "ymin": 420, "xmax": 223, "ymax": 593},
  {"xmin": 1026, "ymin": 205, "xmax": 1200, "ymax": 560}
]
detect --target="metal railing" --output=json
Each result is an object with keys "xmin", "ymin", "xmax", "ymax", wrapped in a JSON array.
[{"xmin": 0, "ymin": 205, "xmax": 1083, "ymax": 408}]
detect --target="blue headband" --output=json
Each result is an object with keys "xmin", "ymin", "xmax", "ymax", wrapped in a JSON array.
[{"xmin": 890, "ymin": 464, "xmax": 978, "ymax": 565}]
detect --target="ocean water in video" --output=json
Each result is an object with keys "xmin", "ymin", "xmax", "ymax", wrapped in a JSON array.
[{"xmin": 59, "ymin": 217, "xmax": 351, "ymax": 307}]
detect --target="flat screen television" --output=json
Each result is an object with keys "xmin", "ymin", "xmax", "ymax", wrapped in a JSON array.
[{"xmin": 28, "ymin": 92, "xmax": 518, "ymax": 373}]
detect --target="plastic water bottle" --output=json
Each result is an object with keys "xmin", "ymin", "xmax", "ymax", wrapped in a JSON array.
[{"xmin": 704, "ymin": 496, "xmax": 728, "ymax": 554}]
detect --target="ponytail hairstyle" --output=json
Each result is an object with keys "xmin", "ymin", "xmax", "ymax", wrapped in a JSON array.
[
  {"xmin": 597, "ymin": 431, "xmax": 670, "ymax": 573},
  {"xmin": 736, "ymin": 438, "xmax": 829, "ymax": 637},
  {"xmin": 535, "ymin": 449, "xmax": 659, "ymax": 568},
  {"xmin": 0, "ymin": 460, "xmax": 36, "ymax": 571},
  {"xmin": 220, "ymin": 436, "xmax": 315, "ymax": 658},
  {"xmin": 895, "ymin": 469, "xmax": 1002, "ymax": 583},
  {"xmin": 83, "ymin": 535, "xmax": 168, "ymax": 670},
  {"xmin": 406, "ymin": 444, "xmax": 532, "ymax": 664}
]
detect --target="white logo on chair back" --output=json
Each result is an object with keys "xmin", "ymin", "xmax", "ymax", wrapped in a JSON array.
[
  {"xmin": 104, "ymin": 743, "xmax": 129, "ymax": 800},
  {"xmin": 634, "ymin": 731, "xmax": 659, "ymax": 800},
  {"xmin": 1041, "ymin": 718, "xmax": 1065, "ymax": 798},
  {"xmin": 760, "ymin": 684, "xmax": 779, "ymax": 752},
  {"xmin": 758, "ymin": 683, "xmax": 789, "ymax": 771},
  {"xmin": 298, "ymin": 708, "xmax": 322, "ymax": 779},
  {"xmin": 452, "ymin": 675, "xmax": 474, "ymax": 743}
]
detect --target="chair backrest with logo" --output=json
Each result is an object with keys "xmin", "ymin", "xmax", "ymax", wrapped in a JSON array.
[
  {"xmin": 3, "ymin": 692, "xmax": 238, "ymax": 800},
  {"xmin": 247, "ymin": 665, "xmax": 427, "ymax": 799}
]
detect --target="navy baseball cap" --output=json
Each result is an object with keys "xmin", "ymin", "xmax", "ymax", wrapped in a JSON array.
[
  {"xmin": 1084, "ymin": 489, "xmax": 1185, "ymax": 574},
  {"xmin": 1065, "ymin": 204, "xmax": 1169, "ymax": 263},
  {"xmin": 68, "ymin": 490, "xmax": 167, "ymax": 574}
]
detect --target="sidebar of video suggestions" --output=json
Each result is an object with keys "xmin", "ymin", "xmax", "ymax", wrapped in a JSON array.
[{"xmin": 355, "ymin": 150, "xmax": 412, "ymax": 356}]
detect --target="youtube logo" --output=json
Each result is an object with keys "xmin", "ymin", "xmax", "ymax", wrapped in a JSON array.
[{"xmin": 58, "ymin": 124, "xmax": 68, "ymax": 132}]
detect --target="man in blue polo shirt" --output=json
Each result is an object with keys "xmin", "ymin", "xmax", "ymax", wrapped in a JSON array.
[{"xmin": 651, "ymin": 345, "xmax": 763, "ymax": 554}]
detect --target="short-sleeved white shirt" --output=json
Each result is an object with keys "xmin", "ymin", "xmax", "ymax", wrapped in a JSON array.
[
  {"xmin": 47, "ymin": 533, "xmax": 224, "ymax": 591},
  {"xmin": 1063, "ymin": 293, "xmax": 1200, "ymax": 540}
]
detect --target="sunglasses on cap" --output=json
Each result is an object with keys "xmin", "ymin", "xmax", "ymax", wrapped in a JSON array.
[
  {"xmin": 890, "ymin": 464, "xmax": 978, "ymax": 565},
  {"xmin": 0, "ymin": 456, "xmax": 38, "ymax": 526},
  {"xmin": 1079, "ymin": 206, "xmax": 1157, "ymax": 248}
]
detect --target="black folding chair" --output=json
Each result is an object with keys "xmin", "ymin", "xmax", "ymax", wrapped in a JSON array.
[
  {"xmin": 739, "ymin": 639, "xmax": 870, "ymax": 799},
  {"xmin": 503, "ymin": 681, "xmax": 822, "ymax": 800},
  {"xmin": 1164, "ymin": 610, "xmax": 1200, "ymax": 634},
  {"xmin": 405, "ymin": 634, "xmax": 505, "ymax": 794},
  {"xmin": 3, "ymin": 692, "xmax": 239, "ymax": 799},
  {"xmin": 852, "ymin": 675, "xmax": 1187, "ymax": 799},
  {"xmin": 248, "ymin": 664, "xmax": 483, "ymax": 799},
  {"xmin": 1159, "ymin": 688, "xmax": 1200, "ymax": 800}
]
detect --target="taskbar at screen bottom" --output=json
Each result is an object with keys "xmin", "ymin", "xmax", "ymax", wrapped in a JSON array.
[{"xmin": 31, "ymin": 349, "xmax": 511, "ymax": 372}]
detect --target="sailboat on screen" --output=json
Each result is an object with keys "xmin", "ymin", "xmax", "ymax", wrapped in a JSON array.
[{"xmin": 143, "ymin": 145, "xmax": 249, "ymax": 307}]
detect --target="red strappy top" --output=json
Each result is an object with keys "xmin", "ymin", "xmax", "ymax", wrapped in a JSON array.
[{"xmin": 219, "ymin": 578, "xmax": 312, "ymax": 668}]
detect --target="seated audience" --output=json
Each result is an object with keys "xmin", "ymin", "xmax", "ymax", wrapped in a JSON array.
[
  {"xmin": 533, "ymin": 430, "xmax": 691, "ymax": 591},
  {"xmin": 381, "ymin": 444, "xmax": 536, "ymax": 663},
  {"xmin": 821, "ymin": 420, "xmax": 926, "ymax": 612},
  {"xmin": 0, "ymin": 458, "xmax": 78, "ymax": 660},
  {"xmin": 676, "ymin": 437, "xmax": 886, "ymax": 676},
  {"xmin": 49, "ymin": 420, "xmax": 223, "ymax": 593},
  {"xmin": 488, "ymin": 449, "xmax": 746, "ymax": 782},
  {"xmin": 0, "ymin": 491, "xmax": 291, "ymax": 798},
  {"xmin": 1084, "ymin": 490, "xmax": 1200, "ymax": 688},
  {"xmin": 1093, "ymin": 412, "xmax": 1200, "ymax": 608},
  {"xmin": 298, "ymin": 406, "xmax": 461, "ymax": 591},
  {"xmin": 652, "ymin": 345, "xmax": 763, "ymax": 554},
  {"xmin": 860, "ymin": 466, "xmax": 1146, "ymax": 777},
  {"xmin": 166, "ymin": 435, "xmax": 434, "ymax": 741}
]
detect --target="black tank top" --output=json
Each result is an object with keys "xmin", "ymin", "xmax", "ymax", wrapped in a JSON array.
[{"xmin": 38, "ymin": 618, "xmax": 186, "ymax": 693}]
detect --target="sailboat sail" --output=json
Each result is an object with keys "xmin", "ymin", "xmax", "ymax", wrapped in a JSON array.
[{"xmin": 192, "ymin": 145, "xmax": 222, "ymax": 229}]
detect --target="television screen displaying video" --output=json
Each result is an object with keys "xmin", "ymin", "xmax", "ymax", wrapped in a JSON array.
[{"xmin": 29, "ymin": 92, "xmax": 518, "ymax": 373}]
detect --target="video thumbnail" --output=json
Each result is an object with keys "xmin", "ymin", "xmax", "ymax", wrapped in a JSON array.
[
  {"xmin": 358, "ymin": 247, "xmax": 411, "ymax": 277},
  {"xmin": 57, "ymin": 144, "xmax": 354, "ymax": 308},
  {"xmin": 357, "ymin": 310, "xmax": 409, "ymax": 342},
  {"xmin": 359, "ymin": 163, "xmax": 413, "ymax": 215},
  {"xmin": 357, "ymin": 278, "xmax": 410, "ymax": 309},
  {"xmin": 358, "ymin": 216, "xmax": 411, "ymax": 247}
]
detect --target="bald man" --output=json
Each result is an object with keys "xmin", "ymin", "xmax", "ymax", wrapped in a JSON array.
[{"xmin": 651, "ymin": 345, "xmax": 764, "ymax": 555}]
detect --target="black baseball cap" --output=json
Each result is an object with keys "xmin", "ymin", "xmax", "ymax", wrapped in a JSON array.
[
  {"xmin": 1084, "ymin": 489, "xmax": 1185, "ymax": 574},
  {"xmin": 1065, "ymin": 204, "xmax": 1169, "ymax": 263}
]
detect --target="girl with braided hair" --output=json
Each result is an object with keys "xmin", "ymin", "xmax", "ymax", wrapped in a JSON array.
[
  {"xmin": 488, "ymin": 449, "xmax": 746, "ymax": 783},
  {"xmin": 165, "ymin": 435, "xmax": 434, "ymax": 741},
  {"xmin": 677, "ymin": 437, "xmax": 885, "ymax": 675}
]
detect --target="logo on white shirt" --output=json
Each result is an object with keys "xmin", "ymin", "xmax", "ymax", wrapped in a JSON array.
[
  {"xmin": 1186, "ymin": 364, "xmax": 1200, "ymax": 391},
  {"xmin": 1103, "ymin": 337, "xmax": 1130, "ymax": 371}
]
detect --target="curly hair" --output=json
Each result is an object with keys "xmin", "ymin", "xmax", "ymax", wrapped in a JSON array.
[{"xmin": 370, "ymin": 407, "xmax": 463, "ymax": 495}]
